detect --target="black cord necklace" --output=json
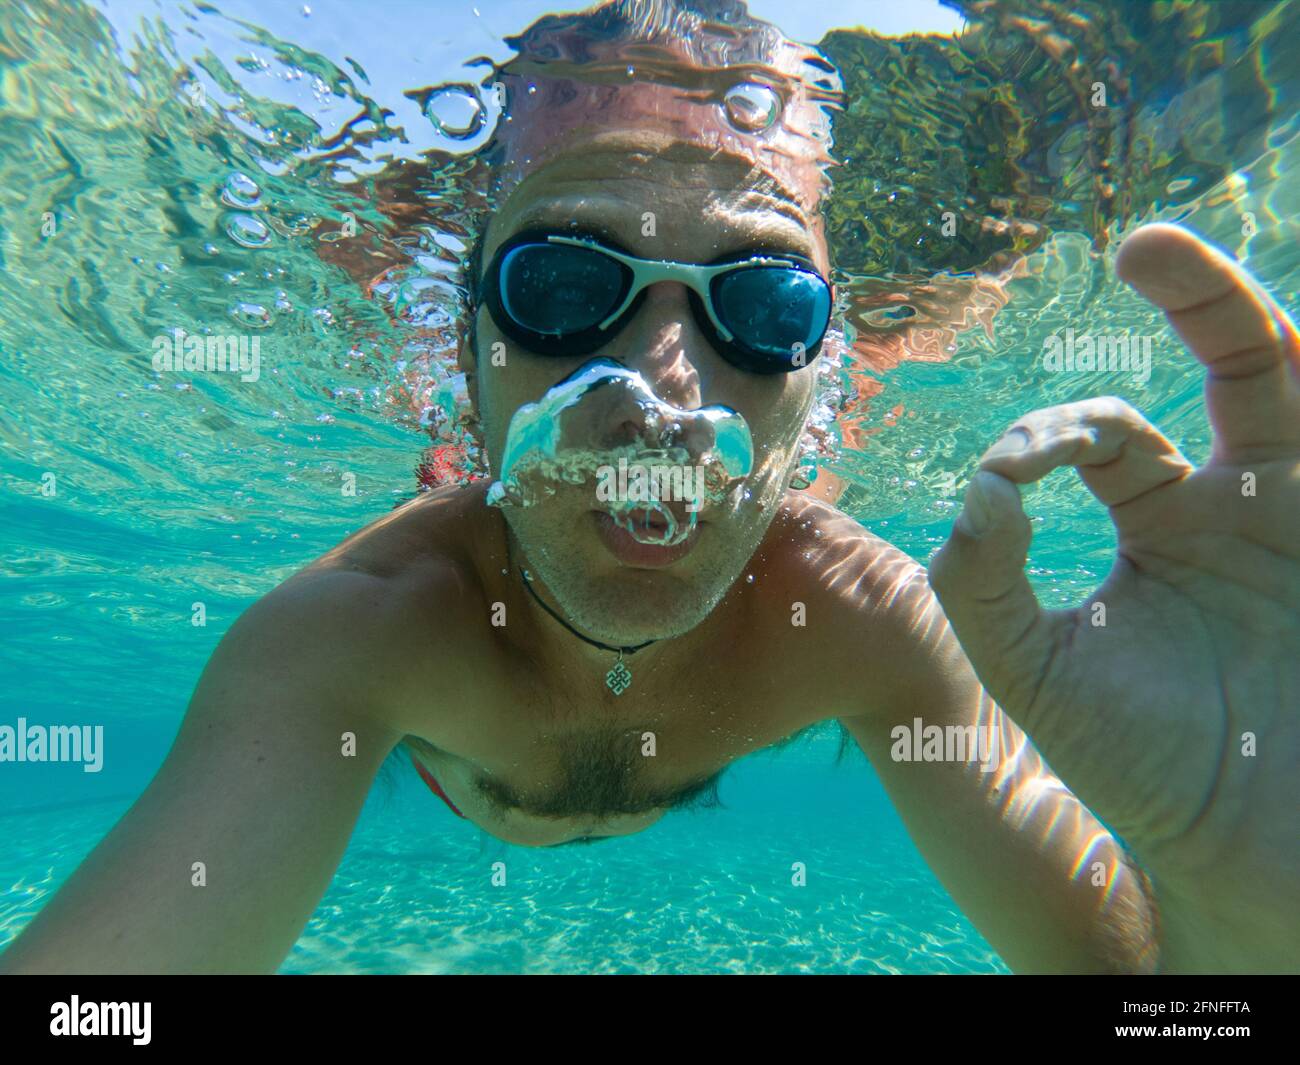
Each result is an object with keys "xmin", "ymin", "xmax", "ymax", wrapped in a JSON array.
[{"xmin": 518, "ymin": 565, "xmax": 655, "ymax": 695}]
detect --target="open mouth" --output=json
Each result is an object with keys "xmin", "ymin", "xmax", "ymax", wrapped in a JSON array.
[
  {"xmin": 607, "ymin": 496, "xmax": 697, "ymax": 546},
  {"xmin": 622, "ymin": 507, "xmax": 670, "ymax": 533},
  {"xmin": 592, "ymin": 508, "xmax": 702, "ymax": 568}
]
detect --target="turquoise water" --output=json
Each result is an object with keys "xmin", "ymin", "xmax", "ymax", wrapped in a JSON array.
[{"xmin": 1, "ymin": 0, "xmax": 1296, "ymax": 973}]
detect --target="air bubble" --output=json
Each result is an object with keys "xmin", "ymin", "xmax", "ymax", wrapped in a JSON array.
[
  {"xmin": 423, "ymin": 85, "xmax": 486, "ymax": 140},
  {"xmin": 723, "ymin": 82, "xmax": 780, "ymax": 132},
  {"xmin": 221, "ymin": 172, "xmax": 262, "ymax": 209},
  {"xmin": 225, "ymin": 213, "xmax": 271, "ymax": 248},
  {"xmin": 230, "ymin": 302, "xmax": 273, "ymax": 328}
]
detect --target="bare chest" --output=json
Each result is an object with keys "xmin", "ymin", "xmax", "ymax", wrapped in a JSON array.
[{"xmin": 408, "ymin": 643, "xmax": 830, "ymax": 847}]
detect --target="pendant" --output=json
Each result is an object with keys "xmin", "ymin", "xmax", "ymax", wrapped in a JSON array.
[{"xmin": 606, "ymin": 655, "xmax": 632, "ymax": 696}]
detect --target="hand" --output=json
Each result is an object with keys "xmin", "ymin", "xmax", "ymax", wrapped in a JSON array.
[{"xmin": 928, "ymin": 223, "xmax": 1300, "ymax": 973}]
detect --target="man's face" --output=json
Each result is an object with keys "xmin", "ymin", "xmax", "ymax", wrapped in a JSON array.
[{"xmin": 469, "ymin": 134, "xmax": 830, "ymax": 646}]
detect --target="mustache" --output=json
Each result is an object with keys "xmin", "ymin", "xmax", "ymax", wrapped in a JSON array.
[{"xmin": 487, "ymin": 358, "xmax": 753, "ymax": 512}]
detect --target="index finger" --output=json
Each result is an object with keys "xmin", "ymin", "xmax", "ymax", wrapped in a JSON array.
[{"xmin": 1114, "ymin": 223, "xmax": 1300, "ymax": 464}]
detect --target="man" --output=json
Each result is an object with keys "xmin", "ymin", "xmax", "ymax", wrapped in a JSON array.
[{"xmin": 2, "ymin": 2, "xmax": 1295, "ymax": 975}]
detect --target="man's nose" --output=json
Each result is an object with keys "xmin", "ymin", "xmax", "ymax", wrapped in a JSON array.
[
  {"xmin": 581, "ymin": 380, "xmax": 723, "ymax": 464},
  {"xmin": 612, "ymin": 281, "xmax": 707, "ymax": 408},
  {"xmin": 553, "ymin": 348, "xmax": 720, "ymax": 461}
]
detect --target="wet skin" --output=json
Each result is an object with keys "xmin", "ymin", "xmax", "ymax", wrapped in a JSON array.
[{"xmin": 3, "ymin": 147, "xmax": 1296, "ymax": 976}]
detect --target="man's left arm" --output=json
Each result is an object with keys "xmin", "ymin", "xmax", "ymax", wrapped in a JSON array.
[{"xmin": 838, "ymin": 559, "xmax": 1160, "ymax": 974}]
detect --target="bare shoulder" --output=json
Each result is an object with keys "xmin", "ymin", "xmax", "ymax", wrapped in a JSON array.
[
  {"xmin": 302, "ymin": 481, "xmax": 491, "ymax": 584},
  {"xmin": 766, "ymin": 492, "xmax": 935, "ymax": 623},
  {"xmin": 217, "ymin": 483, "xmax": 497, "ymax": 729},
  {"xmin": 761, "ymin": 492, "xmax": 961, "ymax": 713}
]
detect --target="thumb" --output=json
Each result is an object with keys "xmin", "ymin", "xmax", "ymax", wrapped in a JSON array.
[{"xmin": 928, "ymin": 470, "xmax": 1055, "ymax": 716}]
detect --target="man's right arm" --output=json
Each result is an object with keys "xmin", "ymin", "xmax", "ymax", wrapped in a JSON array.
[{"xmin": 0, "ymin": 570, "xmax": 404, "ymax": 975}]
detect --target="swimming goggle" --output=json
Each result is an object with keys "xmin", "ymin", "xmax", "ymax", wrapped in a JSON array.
[{"xmin": 480, "ymin": 229, "xmax": 833, "ymax": 375}]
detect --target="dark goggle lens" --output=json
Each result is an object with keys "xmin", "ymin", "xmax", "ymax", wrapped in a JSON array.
[
  {"xmin": 712, "ymin": 266, "xmax": 831, "ymax": 365},
  {"xmin": 499, "ymin": 243, "xmax": 626, "ymax": 336}
]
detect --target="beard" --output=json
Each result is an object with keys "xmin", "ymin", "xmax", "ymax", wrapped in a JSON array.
[{"xmin": 502, "ymin": 464, "xmax": 786, "ymax": 647}]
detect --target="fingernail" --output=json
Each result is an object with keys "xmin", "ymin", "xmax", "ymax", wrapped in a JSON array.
[
  {"xmin": 981, "ymin": 428, "xmax": 1030, "ymax": 464},
  {"xmin": 956, "ymin": 473, "xmax": 993, "ymax": 536}
]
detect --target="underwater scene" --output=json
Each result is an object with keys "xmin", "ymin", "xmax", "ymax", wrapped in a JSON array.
[{"xmin": 1, "ymin": 0, "xmax": 1297, "ymax": 976}]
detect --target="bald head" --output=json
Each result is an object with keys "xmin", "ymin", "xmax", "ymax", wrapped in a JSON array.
[{"xmin": 481, "ymin": 0, "xmax": 842, "ymax": 217}]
